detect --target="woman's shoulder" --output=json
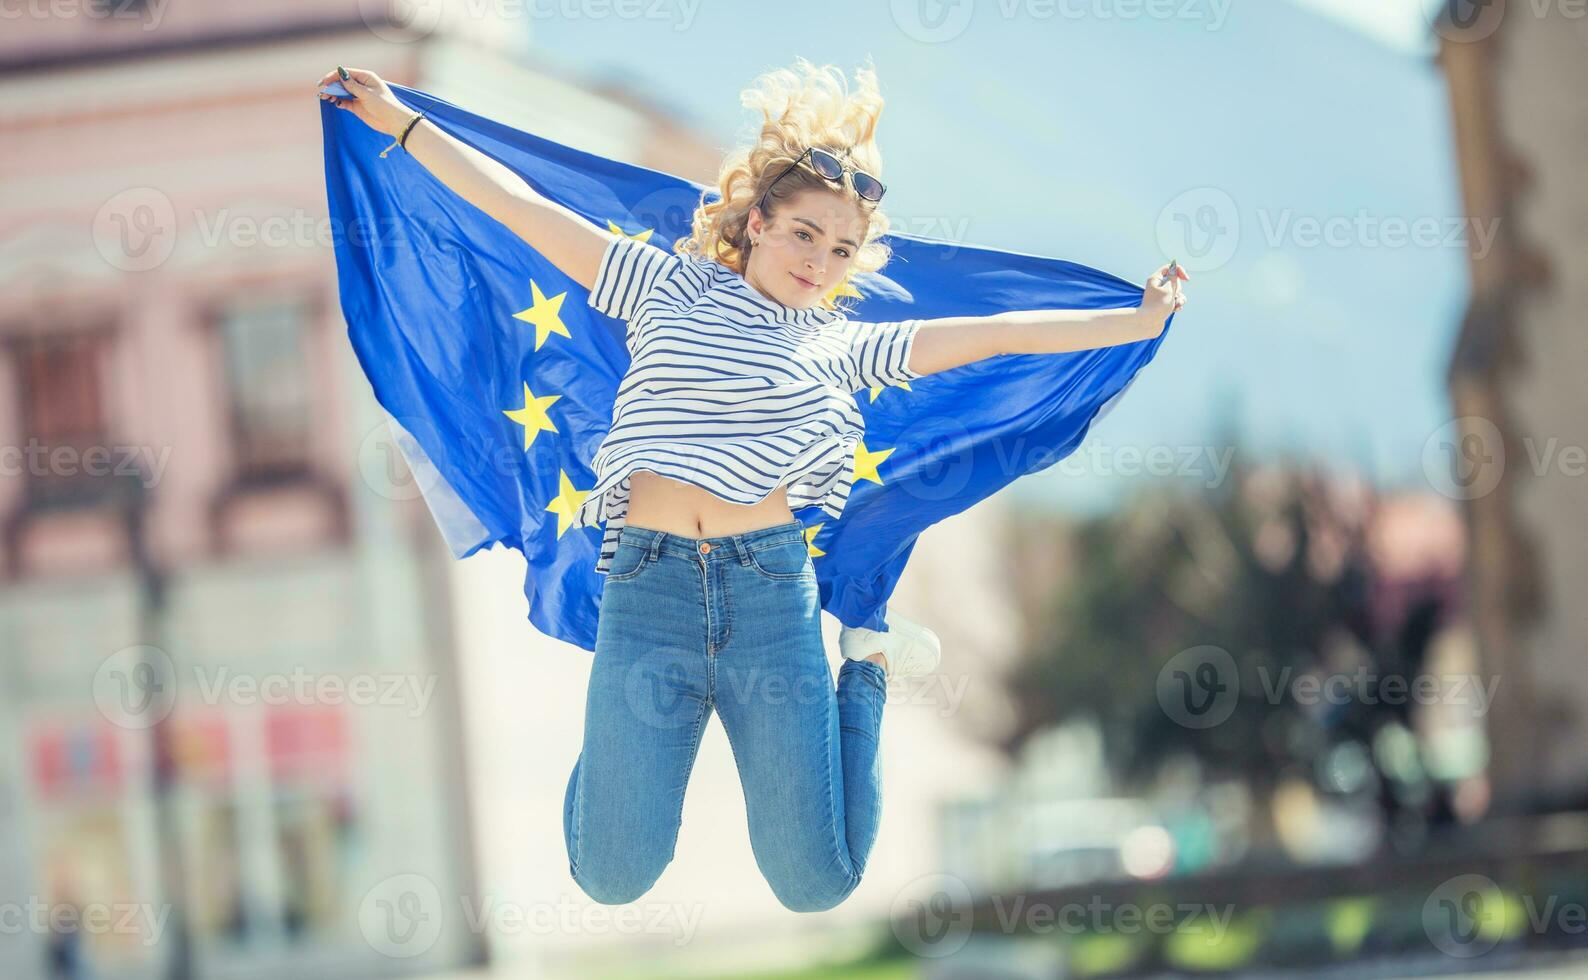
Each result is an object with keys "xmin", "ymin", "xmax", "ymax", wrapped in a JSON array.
[
  {"xmin": 633, "ymin": 242, "xmax": 715, "ymax": 297},
  {"xmin": 686, "ymin": 257, "xmax": 758, "ymax": 304}
]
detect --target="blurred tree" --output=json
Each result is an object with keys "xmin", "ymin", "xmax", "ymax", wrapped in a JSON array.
[{"xmin": 1001, "ymin": 446, "xmax": 1455, "ymax": 851}]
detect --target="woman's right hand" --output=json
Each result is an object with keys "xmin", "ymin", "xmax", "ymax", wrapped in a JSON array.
[{"xmin": 317, "ymin": 67, "xmax": 413, "ymax": 137}]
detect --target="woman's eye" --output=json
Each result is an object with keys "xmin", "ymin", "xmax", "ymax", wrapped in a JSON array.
[
  {"xmin": 834, "ymin": 248, "xmax": 850, "ymax": 258},
  {"xmin": 796, "ymin": 230, "xmax": 811, "ymax": 242}
]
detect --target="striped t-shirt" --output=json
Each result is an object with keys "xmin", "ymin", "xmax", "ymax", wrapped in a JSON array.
[{"xmin": 572, "ymin": 234, "xmax": 923, "ymax": 575}]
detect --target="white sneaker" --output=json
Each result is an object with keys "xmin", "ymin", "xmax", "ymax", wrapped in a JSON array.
[{"xmin": 840, "ymin": 610, "xmax": 941, "ymax": 682}]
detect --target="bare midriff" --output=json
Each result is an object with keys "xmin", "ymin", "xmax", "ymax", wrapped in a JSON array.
[{"xmin": 625, "ymin": 469, "xmax": 797, "ymax": 539}]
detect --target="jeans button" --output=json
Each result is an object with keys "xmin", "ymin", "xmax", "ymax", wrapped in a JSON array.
[{"xmin": 699, "ymin": 542, "xmax": 711, "ymax": 554}]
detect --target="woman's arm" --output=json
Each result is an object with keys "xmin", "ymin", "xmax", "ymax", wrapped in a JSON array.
[
  {"xmin": 401, "ymin": 120, "xmax": 611, "ymax": 289},
  {"xmin": 909, "ymin": 306, "xmax": 1160, "ymax": 376},
  {"xmin": 907, "ymin": 261, "xmax": 1188, "ymax": 377},
  {"xmin": 319, "ymin": 67, "xmax": 612, "ymax": 291}
]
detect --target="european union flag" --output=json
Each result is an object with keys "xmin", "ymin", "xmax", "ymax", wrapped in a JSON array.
[{"xmin": 321, "ymin": 83, "xmax": 1172, "ymax": 652}]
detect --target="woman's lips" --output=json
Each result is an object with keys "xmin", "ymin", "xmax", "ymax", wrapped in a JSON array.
[{"xmin": 790, "ymin": 272, "xmax": 820, "ymax": 290}]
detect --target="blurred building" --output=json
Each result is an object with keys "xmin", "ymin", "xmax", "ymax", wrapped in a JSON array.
[
  {"xmin": 1437, "ymin": 0, "xmax": 1588, "ymax": 814},
  {"xmin": 0, "ymin": 2, "xmax": 724, "ymax": 979}
]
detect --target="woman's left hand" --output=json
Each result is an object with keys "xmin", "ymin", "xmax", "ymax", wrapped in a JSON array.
[{"xmin": 1138, "ymin": 261, "xmax": 1189, "ymax": 331}]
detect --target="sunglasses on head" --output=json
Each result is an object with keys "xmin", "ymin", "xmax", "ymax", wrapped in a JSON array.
[{"xmin": 758, "ymin": 147, "xmax": 886, "ymax": 212}]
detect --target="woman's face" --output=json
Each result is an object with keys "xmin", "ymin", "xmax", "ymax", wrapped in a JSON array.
[{"xmin": 744, "ymin": 188, "xmax": 867, "ymax": 309}]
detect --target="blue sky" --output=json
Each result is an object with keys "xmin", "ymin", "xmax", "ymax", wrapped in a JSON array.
[{"xmin": 525, "ymin": 0, "xmax": 1466, "ymax": 514}]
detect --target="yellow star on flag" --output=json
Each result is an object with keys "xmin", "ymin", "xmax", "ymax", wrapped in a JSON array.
[
  {"xmin": 803, "ymin": 523, "xmax": 826, "ymax": 558},
  {"xmin": 544, "ymin": 469, "xmax": 591, "ymax": 538},
  {"xmin": 607, "ymin": 220, "xmax": 653, "ymax": 243},
  {"xmin": 866, "ymin": 379, "xmax": 913, "ymax": 403},
  {"xmin": 502, "ymin": 382, "xmax": 560, "ymax": 451},
  {"xmin": 512, "ymin": 280, "xmax": 570, "ymax": 350},
  {"xmin": 851, "ymin": 440, "xmax": 894, "ymax": 485}
]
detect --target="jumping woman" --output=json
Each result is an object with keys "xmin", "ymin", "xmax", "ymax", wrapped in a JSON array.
[{"xmin": 318, "ymin": 58, "xmax": 1187, "ymax": 912}]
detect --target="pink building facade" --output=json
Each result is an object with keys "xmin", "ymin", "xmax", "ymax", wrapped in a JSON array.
[{"xmin": 0, "ymin": 3, "xmax": 722, "ymax": 977}]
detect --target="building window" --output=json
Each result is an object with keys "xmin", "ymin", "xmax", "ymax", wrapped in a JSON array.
[
  {"xmin": 218, "ymin": 298, "xmax": 314, "ymax": 483},
  {"xmin": 15, "ymin": 332, "xmax": 114, "ymax": 509}
]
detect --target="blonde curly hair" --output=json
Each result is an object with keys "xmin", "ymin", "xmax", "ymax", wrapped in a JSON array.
[{"xmin": 674, "ymin": 57, "xmax": 893, "ymax": 312}]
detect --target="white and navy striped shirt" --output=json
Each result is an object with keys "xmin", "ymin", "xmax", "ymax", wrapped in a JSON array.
[{"xmin": 573, "ymin": 234, "xmax": 923, "ymax": 574}]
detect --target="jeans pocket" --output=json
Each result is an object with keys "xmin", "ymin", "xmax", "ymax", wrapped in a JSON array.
[
  {"xmin": 746, "ymin": 539, "xmax": 814, "ymax": 581},
  {"xmin": 606, "ymin": 540, "xmax": 652, "ymax": 582}
]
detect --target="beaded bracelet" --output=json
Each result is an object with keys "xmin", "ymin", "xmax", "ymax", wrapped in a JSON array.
[{"xmin": 380, "ymin": 111, "xmax": 426, "ymax": 158}]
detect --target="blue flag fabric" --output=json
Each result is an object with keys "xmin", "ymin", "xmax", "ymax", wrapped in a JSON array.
[{"xmin": 320, "ymin": 83, "xmax": 1173, "ymax": 652}]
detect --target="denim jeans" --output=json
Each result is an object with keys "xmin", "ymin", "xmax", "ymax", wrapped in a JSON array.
[{"xmin": 563, "ymin": 518, "xmax": 890, "ymax": 912}]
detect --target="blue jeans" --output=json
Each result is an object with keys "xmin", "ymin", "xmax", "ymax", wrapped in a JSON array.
[{"xmin": 563, "ymin": 518, "xmax": 890, "ymax": 912}]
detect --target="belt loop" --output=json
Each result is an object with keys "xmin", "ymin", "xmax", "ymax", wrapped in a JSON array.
[
  {"xmin": 648, "ymin": 532, "xmax": 664, "ymax": 562},
  {"xmin": 735, "ymin": 535, "xmax": 751, "ymax": 565}
]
